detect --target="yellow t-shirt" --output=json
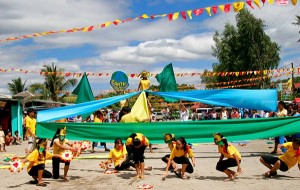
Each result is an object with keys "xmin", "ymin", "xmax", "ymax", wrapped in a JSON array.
[
  {"xmin": 277, "ymin": 109, "xmax": 287, "ymax": 117},
  {"xmin": 279, "ymin": 142, "xmax": 300, "ymax": 169},
  {"xmin": 139, "ymin": 79, "xmax": 150, "ymax": 90},
  {"xmin": 218, "ymin": 145, "xmax": 241, "ymax": 160},
  {"xmin": 53, "ymin": 139, "xmax": 69, "ymax": 154},
  {"xmin": 26, "ymin": 149, "xmax": 53, "ymax": 172},
  {"xmin": 25, "ymin": 117, "xmax": 36, "ymax": 137},
  {"xmin": 109, "ymin": 145, "xmax": 128, "ymax": 166},
  {"xmin": 168, "ymin": 142, "xmax": 176, "ymax": 152},
  {"xmin": 126, "ymin": 133, "xmax": 149, "ymax": 147},
  {"xmin": 169, "ymin": 145, "xmax": 194, "ymax": 160},
  {"xmin": 120, "ymin": 113, "xmax": 141, "ymax": 123},
  {"xmin": 94, "ymin": 117, "xmax": 102, "ymax": 123}
]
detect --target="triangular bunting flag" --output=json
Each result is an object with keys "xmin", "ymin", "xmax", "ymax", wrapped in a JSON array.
[
  {"xmin": 205, "ymin": 7, "xmax": 212, "ymax": 16},
  {"xmin": 193, "ymin": 8, "xmax": 204, "ymax": 16},
  {"xmin": 212, "ymin": 6, "xmax": 218, "ymax": 14},
  {"xmin": 219, "ymin": 5, "xmax": 225, "ymax": 12},
  {"xmin": 173, "ymin": 12, "xmax": 179, "ymax": 20},
  {"xmin": 233, "ymin": 2, "xmax": 245, "ymax": 12},
  {"xmin": 254, "ymin": 0, "xmax": 261, "ymax": 8},
  {"xmin": 186, "ymin": 10, "xmax": 193, "ymax": 19},
  {"xmin": 246, "ymin": 0, "xmax": 255, "ymax": 9},
  {"xmin": 224, "ymin": 4, "xmax": 231, "ymax": 12},
  {"xmin": 181, "ymin": 12, "xmax": 187, "ymax": 20}
]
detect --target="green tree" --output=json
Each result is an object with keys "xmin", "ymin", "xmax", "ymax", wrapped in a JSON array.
[
  {"xmin": 7, "ymin": 77, "xmax": 28, "ymax": 95},
  {"xmin": 293, "ymin": 15, "xmax": 300, "ymax": 42},
  {"xmin": 29, "ymin": 63, "xmax": 77, "ymax": 101},
  {"xmin": 210, "ymin": 9, "xmax": 280, "ymax": 89}
]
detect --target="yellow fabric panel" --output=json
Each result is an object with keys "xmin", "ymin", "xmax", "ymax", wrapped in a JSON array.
[{"xmin": 131, "ymin": 91, "xmax": 150, "ymax": 122}]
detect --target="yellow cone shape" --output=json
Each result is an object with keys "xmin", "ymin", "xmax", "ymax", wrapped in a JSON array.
[{"xmin": 131, "ymin": 91, "xmax": 150, "ymax": 122}]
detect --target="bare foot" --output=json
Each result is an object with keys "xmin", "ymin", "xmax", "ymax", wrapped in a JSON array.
[
  {"xmin": 234, "ymin": 172, "xmax": 239, "ymax": 178},
  {"xmin": 140, "ymin": 175, "xmax": 145, "ymax": 179},
  {"xmin": 63, "ymin": 177, "xmax": 69, "ymax": 182}
]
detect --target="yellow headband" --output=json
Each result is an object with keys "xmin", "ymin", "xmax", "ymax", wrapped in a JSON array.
[
  {"xmin": 213, "ymin": 134, "xmax": 222, "ymax": 142},
  {"xmin": 60, "ymin": 126, "xmax": 67, "ymax": 136}
]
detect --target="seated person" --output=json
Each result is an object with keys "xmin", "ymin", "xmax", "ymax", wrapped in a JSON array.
[
  {"xmin": 12, "ymin": 130, "xmax": 22, "ymax": 145},
  {"xmin": 5, "ymin": 131, "xmax": 14, "ymax": 146}
]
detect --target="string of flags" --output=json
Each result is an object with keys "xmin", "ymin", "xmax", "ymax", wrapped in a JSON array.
[
  {"xmin": 0, "ymin": 0, "xmax": 297, "ymax": 43},
  {"xmin": 56, "ymin": 76, "xmax": 269, "ymax": 94},
  {"xmin": 0, "ymin": 67, "xmax": 298, "ymax": 78}
]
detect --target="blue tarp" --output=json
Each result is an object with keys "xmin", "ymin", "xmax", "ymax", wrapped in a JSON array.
[{"xmin": 37, "ymin": 89, "xmax": 277, "ymax": 122}]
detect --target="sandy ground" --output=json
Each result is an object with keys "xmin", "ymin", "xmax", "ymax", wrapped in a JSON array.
[{"xmin": 1, "ymin": 139, "xmax": 300, "ymax": 190}]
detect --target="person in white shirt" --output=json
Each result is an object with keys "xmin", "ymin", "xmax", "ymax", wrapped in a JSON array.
[
  {"xmin": 74, "ymin": 115, "xmax": 83, "ymax": 123},
  {"xmin": 220, "ymin": 107, "xmax": 228, "ymax": 120},
  {"xmin": 179, "ymin": 103, "xmax": 189, "ymax": 121}
]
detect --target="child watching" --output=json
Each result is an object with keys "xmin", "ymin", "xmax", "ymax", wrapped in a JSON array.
[
  {"xmin": 0, "ymin": 125, "xmax": 5, "ymax": 152},
  {"xmin": 13, "ymin": 130, "xmax": 22, "ymax": 145}
]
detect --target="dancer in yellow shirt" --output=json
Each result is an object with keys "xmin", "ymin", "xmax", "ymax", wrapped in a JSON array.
[
  {"xmin": 22, "ymin": 138, "xmax": 60, "ymax": 187},
  {"xmin": 103, "ymin": 138, "xmax": 135, "ymax": 171},
  {"xmin": 260, "ymin": 138, "xmax": 300, "ymax": 178},
  {"xmin": 164, "ymin": 137, "xmax": 195, "ymax": 179},
  {"xmin": 214, "ymin": 133, "xmax": 242, "ymax": 181},
  {"xmin": 161, "ymin": 134, "xmax": 177, "ymax": 170}
]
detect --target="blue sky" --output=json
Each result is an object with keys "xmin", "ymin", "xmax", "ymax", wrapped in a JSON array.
[{"xmin": 0, "ymin": 0, "xmax": 300, "ymax": 95}]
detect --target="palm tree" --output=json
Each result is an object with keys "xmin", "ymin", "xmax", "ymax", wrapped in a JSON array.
[
  {"xmin": 29, "ymin": 63, "xmax": 77, "ymax": 101},
  {"xmin": 293, "ymin": 15, "xmax": 300, "ymax": 42},
  {"xmin": 7, "ymin": 77, "xmax": 28, "ymax": 95}
]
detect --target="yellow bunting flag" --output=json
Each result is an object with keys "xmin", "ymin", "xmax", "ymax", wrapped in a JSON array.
[
  {"xmin": 205, "ymin": 7, "xmax": 212, "ymax": 16},
  {"xmin": 219, "ymin": 5, "xmax": 225, "ymax": 12},
  {"xmin": 233, "ymin": 2, "xmax": 245, "ymax": 12},
  {"xmin": 254, "ymin": 0, "xmax": 261, "ymax": 8},
  {"xmin": 140, "ymin": 14, "xmax": 149, "ymax": 19},
  {"xmin": 186, "ymin": 10, "xmax": 192, "ymax": 19},
  {"xmin": 173, "ymin": 12, "xmax": 179, "ymax": 20},
  {"xmin": 268, "ymin": 0, "xmax": 274, "ymax": 4},
  {"xmin": 291, "ymin": 0, "xmax": 298, "ymax": 6}
]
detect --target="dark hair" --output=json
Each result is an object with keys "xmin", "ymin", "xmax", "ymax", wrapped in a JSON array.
[
  {"xmin": 50, "ymin": 128, "xmax": 61, "ymax": 147},
  {"xmin": 129, "ymin": 133, "xmax": 137, "ymax": 139},
  {"xmin": 36, "ymin": 138, "xmax": 47, "ymax": 157},
  {"xmin": 177, "ymin": 137, "xmax": 187, "ymax": 152},
  {"xmin": 14, "ymin": 130, "xmax": 18, "ymax": 134},
  {"xmin": 27, "ymin": 108, "xmax": 35, "ymax": 113},
  {"xmin": 164, "ymin": 133, "xmax": 175, "ymax": 143},
  {"xmin": 122, "ymin": 106, "xmax": 131, "ymax": 113},
  {"xmin": 292, "ymin": 138, "xmax": 300, "ymax": 145},
  {"xmin": 114, "ymin": 138, "xmax": 123, "ymax": 148},
  {"xmin": 278, "ymin": 101, "xmax": 286, "ymax": 109},
  {"xmin": 133, "ymin": 138, "xmax": 141, "ymax": 146}
]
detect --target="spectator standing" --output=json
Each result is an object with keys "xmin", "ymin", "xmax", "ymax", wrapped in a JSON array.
[{"xmin": 220, "ymin": 107, "xmax": 228, "ymax": 120}]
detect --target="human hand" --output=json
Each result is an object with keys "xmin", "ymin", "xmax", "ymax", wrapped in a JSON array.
[
  {"xmin": 192, "ymin": 162, "xmax": 195, "ymax": 167},
  {"xmin": 237, "ymin": 167, "xmax": 242, "ymax": 174}
]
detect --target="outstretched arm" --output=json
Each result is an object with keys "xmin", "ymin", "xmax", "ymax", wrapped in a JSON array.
[{"xmin": 233, "ymin": 153, "xmax": 242, "ymax": 174}]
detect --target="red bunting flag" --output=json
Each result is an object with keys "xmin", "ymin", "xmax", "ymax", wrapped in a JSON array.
[
  {"xmin": 193, "ymin": 8, "xmax": 204, "ymax": 16},
  {"xmin": 246, "ymin": 0, "xmax": 255, "ymax": 9},
  {"xmin": 277, "ymin": 0, "xmax": 289, "ymax": 5},
  {"xmin": 168, "ymin": 13, "xmax": 173, "ymax": 21},
  {"xmin": 224, "ymin": 4, "xmax": 231, "ymax": 12},
  {"xmin": 181, "ymin": 12, "xmax": 187, "ymax": 20},
  {"xmin": 212, "ymin": 6, "xmax": 218, "ymax": 14}
]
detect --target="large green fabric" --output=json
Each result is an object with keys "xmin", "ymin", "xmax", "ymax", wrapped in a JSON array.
[
  {"xmin": 72, "ymin": 72, "xmax": 94, "ymax": 119},
  {"xmin": 37, "ymin": 117, "xmax": 300, "ymax": 144},
  {"xmin": 72, "ymin": 72, "xmax": 94, "ymax": 104},
  {"xmin": 155, "ymin": 63, "xmax": 178, "ymax": 102}
]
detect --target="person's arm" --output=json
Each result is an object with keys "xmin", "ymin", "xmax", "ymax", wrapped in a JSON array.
[
  {"xmin": 54, "ymin": 140, "xmax": 76, "ymax": 151},
  {"xmin": 137, "ymin": 81, "xmax": 141, "ymax": 91},
  {"xmin": 233, "ymin": 153, "xmax": 242, "ymax": 174},
  {"xmin": 118, "ymin": 155, "xmax": 127, "ymax": 167},
  {"xmin": 219, "ymin": 154, "xmax": 224, "ymax": 162},
  {"xmin": 164, "ymin": 157, "xmax": 172, "ymax": 177},
  {"xmin": 190, "ymin": 156, "xmax": 195, "ymax": 167}
]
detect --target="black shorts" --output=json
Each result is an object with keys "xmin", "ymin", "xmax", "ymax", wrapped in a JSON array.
[
  {"xmin": 261, "ymin": 155, "xmax": 288, "ymax": 171},
  {"xmin": 28, "ymin": 164, "xmax": 45, "ymax": 176}
]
